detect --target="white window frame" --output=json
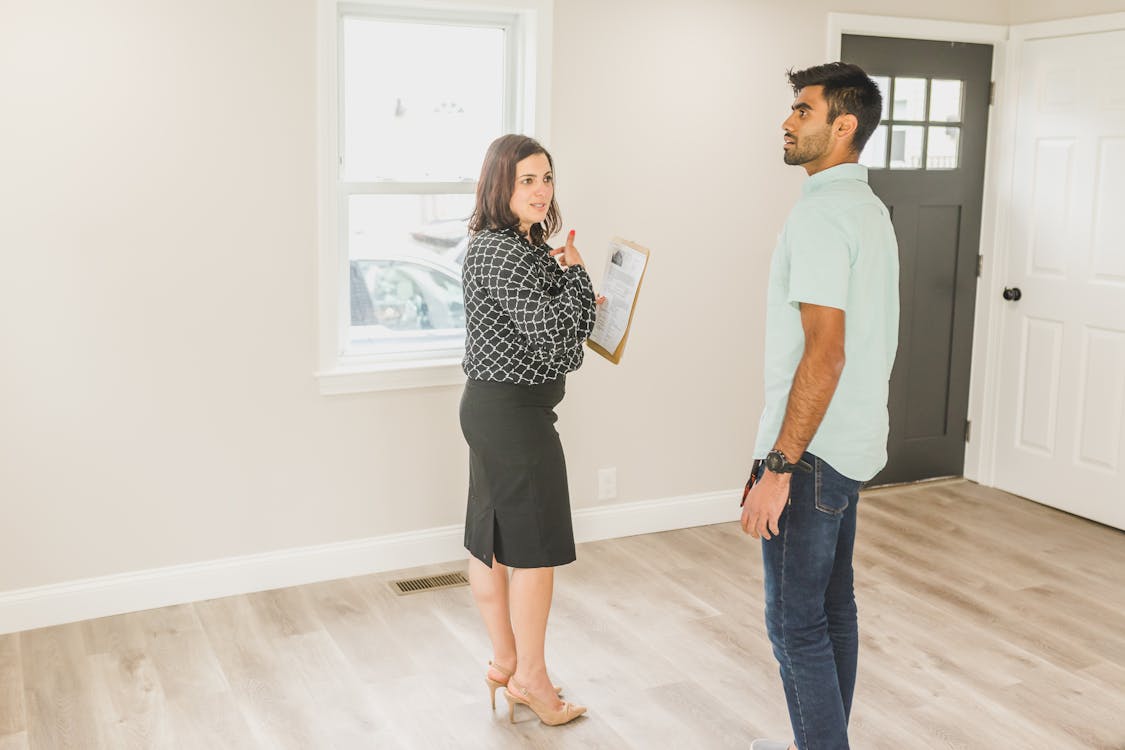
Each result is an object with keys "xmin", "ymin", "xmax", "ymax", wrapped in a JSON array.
[{"xmin": 315, "ymin": 0, "xmax": 551, "ymax": 395}]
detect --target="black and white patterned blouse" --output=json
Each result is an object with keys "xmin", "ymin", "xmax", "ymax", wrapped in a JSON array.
[{"xmin": 462, "ymin": 227, "xmax": 596, "ymax": 385}]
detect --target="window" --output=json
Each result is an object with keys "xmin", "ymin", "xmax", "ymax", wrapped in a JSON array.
[
  {"xmin": 317, "ymin": 1, "xmax": 545, "ymax": 393},
  {"xmin": 860, "ymin": 76, "xmax": 964, "ymax": 171}
]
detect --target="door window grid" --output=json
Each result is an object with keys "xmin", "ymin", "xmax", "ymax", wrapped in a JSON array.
[{"xmin": 861, "ymin": 77, "xmax": 964, "ymax": 170}]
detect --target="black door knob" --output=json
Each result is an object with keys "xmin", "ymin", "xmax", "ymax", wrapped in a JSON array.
[{"xmin": 1003, "ymin": 287, "xmax": 1022, "ymax": 301}]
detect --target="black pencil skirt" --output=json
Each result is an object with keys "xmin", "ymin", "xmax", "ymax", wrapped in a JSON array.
[{"xmin": 459, "ymin": 377, "xmax": 576, "ymax": 569}]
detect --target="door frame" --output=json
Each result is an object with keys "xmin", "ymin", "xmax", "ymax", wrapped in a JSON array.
[{"xmin": 828, "ymin": 13, "xmax": 1008, "ymax": 485}]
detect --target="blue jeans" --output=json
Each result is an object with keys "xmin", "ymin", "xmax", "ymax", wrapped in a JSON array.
[{"xmin": 760, "ymin": 453, "xmax": 862, "ymax": 750}]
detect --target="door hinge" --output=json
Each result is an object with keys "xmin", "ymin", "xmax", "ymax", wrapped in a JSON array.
[
  {"xmin": 977, "ymin": 254, "xmax": 983, "ymax": 277},
  {"xmin": 964, "ymin": 419, "xmax": 972, "ymax": 442},
  {"xmin": 989, "ymin": 81, "xmax": 995, "ymax": 105}
]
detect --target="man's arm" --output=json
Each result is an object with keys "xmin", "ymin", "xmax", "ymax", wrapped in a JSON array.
[
  {"xmin": 773, "ymin": 302, "xmax": 846, "ymax": 462},
  {"xmin": 741, "ymin": 302, "xmax": 845, "ymax": 539}
]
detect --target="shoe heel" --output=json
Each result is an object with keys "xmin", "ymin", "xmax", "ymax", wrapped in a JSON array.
[
  {"xmin": 486, "ymin": 677, "xmax": 504, "ymax": 710},
  {"xmin": 504, "ymin": 690, "xmax": 519, "ymax": 723}
]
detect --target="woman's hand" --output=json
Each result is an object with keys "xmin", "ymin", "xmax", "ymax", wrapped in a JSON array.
[
  {"xmin": 550, "ymin": 230, "xmax": 585, "ymax": 270},
  {"xmin": 550, "ymin": 230, "xmax": 603, "ymax": 304}
]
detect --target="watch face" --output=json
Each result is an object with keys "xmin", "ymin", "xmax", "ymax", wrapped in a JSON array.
[{"xmin": 765, "ymin": 451, "xmax": 785, "ymax": 473}]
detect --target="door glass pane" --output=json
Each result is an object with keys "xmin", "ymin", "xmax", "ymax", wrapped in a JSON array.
[
  {"xmin": 892, "ymin": 77, "xmax": 927, "ymax": 120},
  {"xmin": 927, "ymin": 125, "xmax": 960, "ymax": 169},
  {"xmin": 871, "ymin": 76, "xmax": 891, "ymax": 121},
  {"xmin": 860, "ymin": 125, "xmax": 888, "ymax": 169},
  {"xmin": 342, "ymin": 17, "xmax": 506, "ymax": 181},
  {"xmin": 929, "ymin": 79, "xmax": 963, "ymax": 123},
  {"xmin": 890, "ymin": 125, "xmax": 924, "ymax": 169}
]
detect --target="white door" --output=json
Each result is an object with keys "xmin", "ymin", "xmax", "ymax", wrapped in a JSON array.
[{"xmin": 992, "ymin": 24, "xmax": 1125, "ymax": 529}]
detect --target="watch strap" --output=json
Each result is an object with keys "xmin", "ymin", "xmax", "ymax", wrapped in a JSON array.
[{"xmin": 767, "ymin": 449, "xmax": 813, "ymax": 474}]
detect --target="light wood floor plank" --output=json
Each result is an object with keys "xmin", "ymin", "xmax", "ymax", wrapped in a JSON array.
[
  {"xmin": 20, "ymin": 625, "xmax": 106, "ymax": 749},
  {"xmin": 349, "ymin": 570, "xmax": 482, "ymax": 682},
  {"xmin": 76, "ymin": 610, "xmax": 175, "ymax": 748},
  {"xmin": 163, "ymin": 690, "xmax": 259, "ymax": 750},
  {"xmin": 0, "ymin": 732, "xmax": 29, "ymax": 750},
  {"xmin": 87, "ymin": 649, "xmax": 173, "ymax": 750},
  {"xmin": 0, "ymin": 634, "xmax": 25, "ymax": 738},
  {"xmin": 270, "ymin": 629, "xmax": 383, "ymax": 747},
  {"xmin": 298, "ymin": 578, "xmax": 415, "ymax": 689},
  {"xmin": 192, "ymin": 596, "xmax": 323, "ymax": 749},
  {"xmin": 81, "ymin": 611, "xmax": 178, "ymax": 750},
  {"xmin": 7, "ymin": 480, "xmax": 1125, "ymax": 749},
  {"xmin": 132, "ymin": 604, "xmax": 230, "ymax": 703}
]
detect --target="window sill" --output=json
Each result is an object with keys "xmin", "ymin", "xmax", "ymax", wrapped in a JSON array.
[{"xmin": 317, "ymin": 356, "xmax": 465, "ymax": 395}]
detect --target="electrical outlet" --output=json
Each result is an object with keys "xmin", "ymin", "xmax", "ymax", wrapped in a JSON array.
[{"xmin": 597, "ymin": 467, "xmax": 617, "ymax": 500}]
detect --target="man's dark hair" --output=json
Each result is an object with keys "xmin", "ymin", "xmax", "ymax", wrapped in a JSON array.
[
  {"xmin": 788, "ymin": 62, "xmax": 883, "ymax": 153},
  {"xmin": 469, "ymin": 134, "xmax": 560, "ymax": 245}
]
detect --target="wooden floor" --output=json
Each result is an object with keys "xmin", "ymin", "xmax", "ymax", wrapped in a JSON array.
[{"xmin": 2, "ymin": 480, "xmax": 1123, "ymax": 749}]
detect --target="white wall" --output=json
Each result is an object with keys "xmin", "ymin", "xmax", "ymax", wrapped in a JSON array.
[{"xmin": 0, "ymin": 0, "xmax": 1010, "ymax": 598}]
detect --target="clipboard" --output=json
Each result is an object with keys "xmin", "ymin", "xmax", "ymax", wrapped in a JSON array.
[{"xmin": 587, "ymin": 237, "xmax": 650, "ymax": 364}]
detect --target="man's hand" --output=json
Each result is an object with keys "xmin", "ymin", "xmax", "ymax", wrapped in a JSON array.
[{"xmin": 740, "ymin": 470, "xmax": 791, "ymax": 540}]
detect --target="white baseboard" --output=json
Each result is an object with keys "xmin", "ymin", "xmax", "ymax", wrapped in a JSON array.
[
  {"xmin": 571, "ymin": 488, "xmax": 738, "ymax": 543},
  {"xmin": 0, "ymin": 488, "xmax": 738, "ymax": 635}
]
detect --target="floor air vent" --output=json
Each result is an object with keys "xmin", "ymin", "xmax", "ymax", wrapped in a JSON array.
[{"xmin": 390, "ymin": 570, "xmax": 469, "ymax": 595}]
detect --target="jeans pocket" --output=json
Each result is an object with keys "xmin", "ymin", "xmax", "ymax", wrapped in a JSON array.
[{"xmin": 814, "ymin": 457, "xmax": 852, "ymax": 516}]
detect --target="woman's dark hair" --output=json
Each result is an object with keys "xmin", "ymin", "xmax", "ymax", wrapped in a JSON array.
[
  {"xmin": 788, "ymin": 62, "xmax": 883, "ymax": 153},
  {"xmin": 468, "ymin": 134, "xmax": 560, "ymax": 245}
]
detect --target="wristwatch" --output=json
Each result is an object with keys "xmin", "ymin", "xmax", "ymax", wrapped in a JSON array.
[{"xmin": 764, "ymin": 449, "xmax": 812, "ymax": 474}]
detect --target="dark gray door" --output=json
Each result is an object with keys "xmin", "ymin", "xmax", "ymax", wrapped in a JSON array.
[{"xmin": 840, "ymin": 35, "xmax": 992, "ymax": 485}]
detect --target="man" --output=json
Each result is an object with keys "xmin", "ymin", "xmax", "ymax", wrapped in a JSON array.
[{"xmin": 742, "ymin": 63, "xmax": 898, "ymax": 750}]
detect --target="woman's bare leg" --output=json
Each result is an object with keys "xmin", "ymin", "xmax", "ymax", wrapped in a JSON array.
[
  {"xmin": 468, "ymin": 556, "xmax": 517, "ymax": 679},
  {"xmin": 509, "ymin": 566, "xmax": 562, "ymax": 707}
]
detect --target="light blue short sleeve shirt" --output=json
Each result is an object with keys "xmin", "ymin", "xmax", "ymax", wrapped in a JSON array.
[{"xmin": 753, "ymin": 163, "xmax": 900, "ymax": 481}]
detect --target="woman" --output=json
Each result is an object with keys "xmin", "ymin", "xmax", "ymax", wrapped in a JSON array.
[{"xmin": 460, "ymin": 134, "xmax": 597, "ymax": 726}]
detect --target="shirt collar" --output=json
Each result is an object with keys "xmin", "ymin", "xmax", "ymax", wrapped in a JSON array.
[
  {"xmin": 802, "ymin": 162, "xmax": 868, "ymax": 195},
  {"xmin": 501, "ymin": 225, "xmax": 540, "ymax": 248}
]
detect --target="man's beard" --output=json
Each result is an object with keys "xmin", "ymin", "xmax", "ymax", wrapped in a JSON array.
[{"xmin": 783, "ymin": 127, "xmax": 831, "ymax": 166}]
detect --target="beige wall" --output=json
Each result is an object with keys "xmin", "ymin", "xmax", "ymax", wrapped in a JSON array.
[
  {"xmin": 0, "ymin": 0, "xmax": 1013, "ymax": 592},
  {"xmin": 1009, "ymin": 0, "xmax": 1125, "ymax": 23}
]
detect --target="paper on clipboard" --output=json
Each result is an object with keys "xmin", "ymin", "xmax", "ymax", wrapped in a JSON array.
[{"xmin": 587, "ymin": 237, "xmax": 650, "ymax": 364}]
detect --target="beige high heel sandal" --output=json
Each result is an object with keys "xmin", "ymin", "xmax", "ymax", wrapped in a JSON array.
[
  {"xmin": 484, "ymin": 661, "xmax": 563, "ymax": 710},
  {"xmin": 485, "ymin": 661, "xmax": 512, "ymax": 710},
  {"xmin": 503, "ymin": 679, "xmax": 586, "ymax": 726}
]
